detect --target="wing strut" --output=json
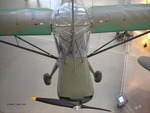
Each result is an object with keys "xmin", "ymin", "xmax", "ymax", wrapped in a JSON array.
[
  {"xmin": 91, "ymin": 36, "xmax": 118, "ymax": 55},
  {"xmin": 14, "ymin": 35, "xmax": 52, "ymax": 56},
  {"xmin": 0, "ymin": 36, "xmax": 58, "ymax": 60},
  {"xmin": 88, "ymin": 31, "xmax": 150, "ymax": 58}
]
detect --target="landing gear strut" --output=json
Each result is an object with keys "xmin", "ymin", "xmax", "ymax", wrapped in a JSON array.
[
  {"xmin": 88, "ymin": 62, "xmax": 102, "ymax": 83},
  {"xmin": 43, "ymin": 61, "xmax": 59, "ymax": 85}
]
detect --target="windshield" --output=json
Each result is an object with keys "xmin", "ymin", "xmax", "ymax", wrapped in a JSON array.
[{"xmin": 52, "ymin": 2, "xmax": 91, "ymax": 58}]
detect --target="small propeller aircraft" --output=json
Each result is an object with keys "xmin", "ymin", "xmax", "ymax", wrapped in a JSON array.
[{"xmin": 0, "ymin": 0, "xmax": 150, "ymax": 112}]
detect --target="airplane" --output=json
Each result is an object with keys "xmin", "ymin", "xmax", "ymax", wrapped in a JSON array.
[{"xmin": 0, "ymin": 0, "xmax": 150, "ymax": 112}]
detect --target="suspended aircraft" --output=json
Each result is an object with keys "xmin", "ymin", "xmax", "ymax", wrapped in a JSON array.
[{"xmin": 0, "ymin": 0, "xmax": 150, "ymax": 112}]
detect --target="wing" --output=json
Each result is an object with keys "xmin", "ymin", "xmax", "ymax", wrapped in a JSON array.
[
  {"xmin": 91, "ymin": 4, "xmax": 150, "ymax": 33},
  {"xmin": 0, "ymin": 8, "xmax": 52, "ymax": 35}
]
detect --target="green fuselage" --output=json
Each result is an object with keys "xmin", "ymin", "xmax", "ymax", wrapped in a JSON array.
[
  {"xmin": 52, "ymin": 1, "xmax": 93, "ymax": 105},
  {"xmin": 57, "ymin": 58, "xmax": 94, "ymax": 104}
]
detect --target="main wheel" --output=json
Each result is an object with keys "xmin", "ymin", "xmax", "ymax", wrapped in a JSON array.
[
  {"xmin": 94, "ymin": 71, "xmax": 102, "ymax": 83},
  {"xmin": 43, "ymin": 73, "xmax": 51, "ymax": 85}
]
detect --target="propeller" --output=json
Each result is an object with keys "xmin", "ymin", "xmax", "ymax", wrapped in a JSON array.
[{"xmin": 31, "ymin": 97, "xmax": 114, "ymax": 112}]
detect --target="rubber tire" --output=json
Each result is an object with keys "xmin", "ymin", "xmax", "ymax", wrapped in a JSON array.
[
  {"xmin": 43, "ymin": 73, "xmax": 51, "ymax": 85},
  {"xmin": 94, "ymin": 71, "xmax": 102, "ymax": 83}
]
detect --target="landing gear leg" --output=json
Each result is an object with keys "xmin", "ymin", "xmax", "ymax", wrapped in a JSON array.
[
  {"xmin": 43, "ymin": 61, "xmax": 59, "ymax": 85},
  {"xmin": 88, "ymin": 62, "xmax": 102, "ymax": 83}
]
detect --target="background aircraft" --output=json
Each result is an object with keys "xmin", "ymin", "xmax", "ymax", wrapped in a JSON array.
[
  {"xmin": 0, "ymin": 0, "xmax": 150, "ymax": 112},
  {"xmin": 138, "ymin": 56, "xmax": 150, "ymax": 71}
]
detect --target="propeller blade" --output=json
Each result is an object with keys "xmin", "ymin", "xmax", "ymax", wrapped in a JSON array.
[
  {"xmin": 31, "ymin": 97, "xmax": 114, "ymax": 112},
  {"xmin": 81, "ymin": 105, "xmax": 114, "ymax": 112},
  {"xmin": 31, "ymin": 97, "xmax": 75, "ymax": 108}
]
